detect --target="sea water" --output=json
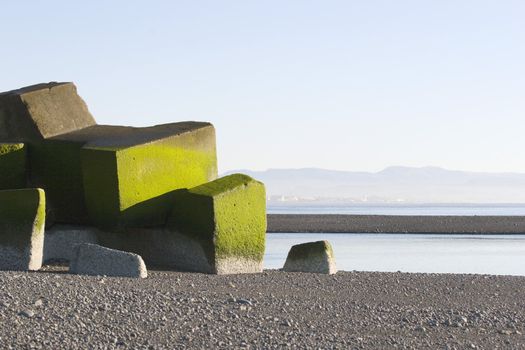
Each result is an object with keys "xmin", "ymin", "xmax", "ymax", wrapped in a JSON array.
[
  {"xmin": 264, "ymin": 233, "xmax": 525, "ymax": 276},
  {"xmin": 265, "ymin": 204, "xmax": 525, "ymax": 275}
]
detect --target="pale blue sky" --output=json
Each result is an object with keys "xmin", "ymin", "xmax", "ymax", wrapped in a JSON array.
[{"xmin": 1, "ymin": 1, "xmax": 524, "ymax": 173}]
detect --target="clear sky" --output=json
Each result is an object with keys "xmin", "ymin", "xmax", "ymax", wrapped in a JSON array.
[{"xmin": 1, "ymin": 1, "xmax": 524, "ymax": 173}]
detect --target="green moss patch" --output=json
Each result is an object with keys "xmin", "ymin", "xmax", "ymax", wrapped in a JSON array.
[
  {"xmin": 168, "ymin": 174, "xmax": 266, "ymax": 268},
  {"xmin": 286, "ymin": 240, "xmax": 334, "ymax": 261},
  {"xmin": 189, "ymin": 173, "xmax": 254, "ymax": 197},
  {"xmin": 0, "ymin": 188, "xmax": 45, "ymax": 251},
  {"xmin": 0, "ymin": 143, "xmax": 26, "ymax": 190}
]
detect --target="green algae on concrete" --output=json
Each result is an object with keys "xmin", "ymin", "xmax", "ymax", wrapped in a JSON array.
[
  {"xmin": 0, "ymin": 82, "xmax": 96, "ymax": 142},
  {"xmin": 0, "ymin": 188, "xmax": 45, "ymax": 270},
  {"xmin": 81, "ymin": 122, "xmax": 218, "ymax": 228},
  {"xmin": 283, "ymin": 240, "xmax": 337, "ymax": 274},
  {"xmin": 167, "ymin": 173, "xmax": 266, "ymax": 274},
  {"xmin": 27, "ymin": 122, "xmax": 216, "ymax": 227},
  {"xmin": 29, "ymin": 139, "xmax": 90, "ymax": 224},
  {"xmin": 0, "ymin": 143, "xmax": 26, "ymax": 190}
]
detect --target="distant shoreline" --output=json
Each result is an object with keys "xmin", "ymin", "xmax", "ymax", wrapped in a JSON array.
[{"xmin": 267, "ymin": 214, "xmax": 525, "ymax": 234}]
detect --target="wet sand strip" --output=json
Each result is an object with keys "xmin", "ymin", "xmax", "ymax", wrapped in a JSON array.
[{"xmin": 267, "ymin": 214, "xmax": 525, "ymax": 234}]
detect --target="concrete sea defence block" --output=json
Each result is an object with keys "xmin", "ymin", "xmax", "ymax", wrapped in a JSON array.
[
  {"xmin": 0, "ymin": 143, "xmax": 26, "ymax": 190},
  {"xmin": 283, "ymin": 240, "xmax": 337, "ymax": 274},
  {"xmin": 167, "ymin": 173, "xmax": 266, "ymax": 274},
  {"xmin": 81, "ymin": 122, "xmax": 218, "ymax": 228},
  {"xmin": 29, "ymin": 122, "xmax": 217, "ymax": 226},
  {"xmin": 69, "ymin": 243, "xmax": 147, "ymax": 278},
  {"xmin": 44, "ymin": 225, "xmax": 100, "ymax": 262},
  {"xmin": 0, "ymin": 82, "xmax": 96, "ymax": 142},
  {"xmin": 0, "ymin": 188, "xmax": 45, "ymax": 271}
]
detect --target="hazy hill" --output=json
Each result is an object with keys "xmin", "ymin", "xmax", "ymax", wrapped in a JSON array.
[{"xmin": 224, "ymin": 166, "xmax": 525, "ymax": 203}]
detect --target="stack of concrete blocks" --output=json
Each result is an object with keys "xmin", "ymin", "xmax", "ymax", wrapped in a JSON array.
[{"xmin": 0, "ymin": 82, "xmax": 266, "ymax": 274}]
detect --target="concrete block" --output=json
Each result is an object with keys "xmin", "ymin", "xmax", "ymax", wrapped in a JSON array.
[
  {"xmin": 283, "ymin": 240, "xmax": 337, "ymax": 274},
  {"xmin": 81, "ymin": 122, "xmax": 217, "ymax": 228},
  {"xmin": 0, "ymin": 82, "xmax": 96, "ymax": 142},
  {"xmin": 0, "ymin": 82, "xmax": 95, "ymax": 142},
  {"xmin": 167, "ymin": 174, "xmax": 266, "ymax": 274},
  {"xmin": 29, "ymin": 122, "xmax": 217, "ymax": 225},
  {"xmin": 0, "ymin": 188, "xmax": 45, "ymax": 271},
  {"xmin": 69, "ymin": 243, "xmax": 147, "ymax": 278}
]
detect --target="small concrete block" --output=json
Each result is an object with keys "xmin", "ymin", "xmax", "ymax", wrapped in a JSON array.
[
  {"xmin": 167, "ymin": 173, "xmax": 266, "ymax": 274},
  {"xmin": 283, "ymin": 240, "xmax": 337, "ymax": 274},
  {"xmin": 0, "ymin": 82, "xmax": 96, "ymax": 142},
  {"xmin": 69, "ymin": 243, "xmax": 147, "ymax": 278},
  {"xmin": 0, "ymin": 188, "xmax": 45, "ymax": 271},
  {"xmin": 44, "ymin": 225, "xmax": 100, "ymax": 262},
  {"xmin": 0, "ymin": 143, "xmax": 26, "ymax": 190}
]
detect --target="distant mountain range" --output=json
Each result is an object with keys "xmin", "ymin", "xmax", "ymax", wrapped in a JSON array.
[{"xmin": 223, "ymin": 166, "xmax": 525, "ymax": 203}]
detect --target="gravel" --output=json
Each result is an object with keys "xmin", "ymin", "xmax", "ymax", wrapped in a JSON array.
[
  {"xmin": 267, "ymin": 214, "xmax": 525, "ymax": 234},
  {"xmin": 1, "ymin": 266, "xmax": 524, "ymax": 349}
]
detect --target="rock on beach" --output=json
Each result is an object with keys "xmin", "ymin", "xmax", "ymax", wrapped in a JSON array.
[
  {"xmin": 69, "ymin": 243, "xmax": 147, "ymax": 278},
  {"xmin": 283, "ymin": 240, "xmax": 337, "ymax": 274}
]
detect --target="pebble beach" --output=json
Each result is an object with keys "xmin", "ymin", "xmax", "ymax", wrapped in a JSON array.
[
  {"xmin": 267, "ymin": 214, "xmax": 525, "ymax": 234},
  {"xmin": 1, "ymin": 266, "xmax": 524, "ymax": 349}
]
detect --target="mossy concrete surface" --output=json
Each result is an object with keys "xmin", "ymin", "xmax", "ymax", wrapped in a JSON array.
[
  {"xmin": 26, "ymin": 122, "xmax": 216, "ymax": 228},
  {"xmin": 28, "ymin": 126, "xmax": 127, "ymax": 225},
  {"xmin": 0, "ymin": 82, "xmax": 96, "ymax": 142},
  {"xmin": 168, "ymin": 173, "xmax": 266, "ymax": 274},
  {"xmin": 283, "ymin": 240, "xmax": 337, "ymax": 274},
  {"xmin": 0, "ymin": 188, "xmax": 45, "ymax": 270},
  {"xmin": 29, "ymin": 139, "xmax": 89, "ymax": 224},
  {"xmin": 0, "ymin": 143, "xmax": 26, "ymax": 190},
  {"xmin": 81, "ymin": 122, "xmax": 217, "ymax": 228}
]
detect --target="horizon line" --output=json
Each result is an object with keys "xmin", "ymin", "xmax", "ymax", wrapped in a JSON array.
[{"xmin": 220, "ymin": 165, "xmax": 525, "ymax": 176}]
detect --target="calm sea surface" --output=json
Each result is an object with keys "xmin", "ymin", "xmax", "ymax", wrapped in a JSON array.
[
  {"xmin": 265, "ymin": 233, "xmax": 525, "ymax": 276},
  {"xmin": 265, "ymin": 205, "xmax": 525, "ymax": 276}
]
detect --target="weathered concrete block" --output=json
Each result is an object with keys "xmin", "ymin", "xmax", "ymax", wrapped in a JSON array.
[
  {"xmin": 0, "ymin": 188, "xmax": 45, "ymax": 271},
  {"xmin": 81, "ymin": 122, "xmax": 217, "ymax": 228},
  {"xmin": 0, "ymin": 82, "xmax": 96, "ymax": 142},
  {"xmin": 44, "ymin": 225, "xmax": 99, "ymax": 262},
  {"xmin": 0, "ymin": 143, "xmax": 26, "ymax": 190},
  {"xmin": 29, "ymin": 122, "xmax": 217, "ymax": 225},
  {"xmin": 69, "ymin": 243, "xmax": 147, "ymax": 278},
  {"xmin": 283, "ymin": 240, "xmax": 337, "ymax": 274},
  {"xmin": 167, "ymin": 174, "xmax": 266, "ymax": 274}
]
